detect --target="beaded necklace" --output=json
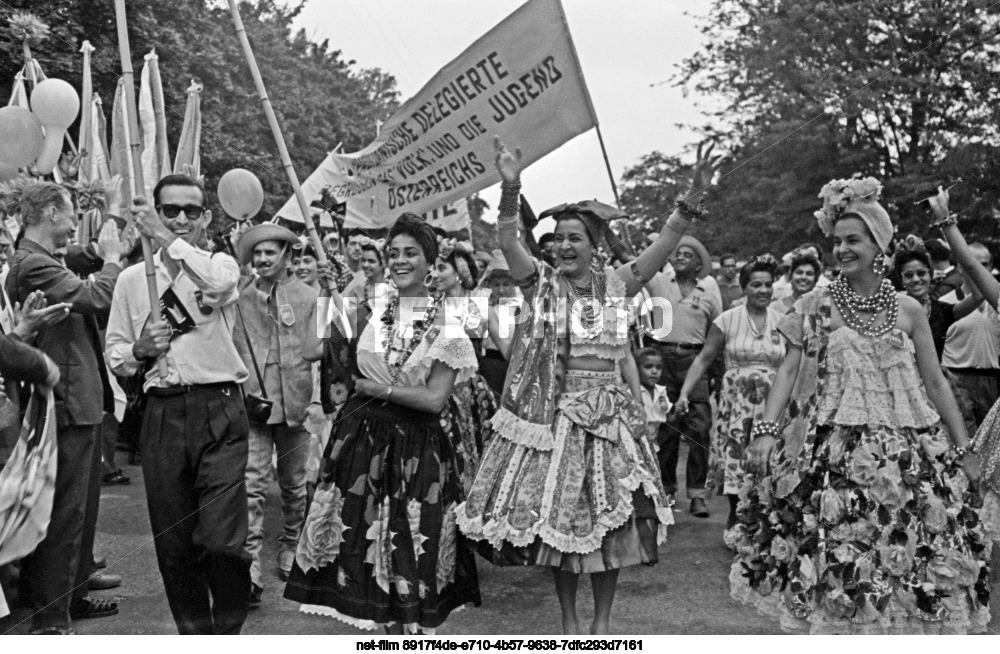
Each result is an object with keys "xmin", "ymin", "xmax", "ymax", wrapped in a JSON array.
[
  {"xmin": 830, "ymin": 275, "xmax": 897, "ymax": 338},
  {"xmin": 745, "ymin": 305, "xmax": 767, "ymax": 338},
  {"xmin": 563, "ymin": 270, "xmax": 607, "ymax": 332},
  {"xmin": 381, "ymin": 293, "xmax": 440, "ymax": 384}
]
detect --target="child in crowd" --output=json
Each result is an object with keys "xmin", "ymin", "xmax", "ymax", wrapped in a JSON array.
[{"xmin": 635, "ymin": 347, "xmax": 671, "ymax": 446}]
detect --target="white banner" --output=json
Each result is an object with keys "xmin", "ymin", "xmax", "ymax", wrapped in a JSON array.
[{"xmin": 277, "ymin": 0, "xmax": 597, "ymax": 229}]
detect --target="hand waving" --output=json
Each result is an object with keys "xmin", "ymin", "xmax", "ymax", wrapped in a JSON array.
[
  {"xmin": 686, "ymin": 141, "xmax": 720, "ymax": 198},
  {"xmin": 927, "ymin": 185, "xmax": 951, "ymax": 223},
  {"xmin": 494, "ymin": 136, "xmax": 523, "ymax": 184}
]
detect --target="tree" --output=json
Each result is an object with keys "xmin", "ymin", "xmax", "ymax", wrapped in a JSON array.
[
  {"xmin": 0, "ymin": 0, "xmax": 400, "ymax": 227},
  {"xmin": 657, "ymin": 0, "xmax": 1000, "ymax": 256}
]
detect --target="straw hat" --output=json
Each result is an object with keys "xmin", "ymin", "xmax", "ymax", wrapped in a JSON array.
[
  {"xmin": 675, "ymin": 235, "xmax": 712, "ymax": 279},
  {"xmin": 236, "ymin": 223, "xmax": 299, "ymax": 265}
]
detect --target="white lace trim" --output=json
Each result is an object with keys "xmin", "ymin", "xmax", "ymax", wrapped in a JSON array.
[
  {"xmin": 456, "ymin": 416, "xmax": 672, "ymax": 554},
  {"xmin": 358, "ymin": 321, "xmax": 479, "ymax": 384},
  {"xmin": 298, "ymin": 604, "xmax": 436, "ymax": 635},
  {"xmin": 491, "ymin": 407, "xmax": 555, "ymax": 451},
  {"xmin": 566, "ymin": 267, "xmax": 629, "ymax": 358},
  {"xmin": 728, "ymin": 563, "xmax": 990, "ymax": 634}
]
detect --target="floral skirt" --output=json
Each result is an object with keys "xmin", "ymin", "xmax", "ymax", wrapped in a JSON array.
[
  {"xmin": 729, "ymin": 421, "xmax": 991, "ymax": 634},
  {"xmin": 442, "ymin": 374, "xmax": 499, "ymax": 496},
  {"xmin": 456, "ymin": 370, "xmax": 673, "ymax": 573},
  {"xmin": 710, "ymin": 365, "xmax": 777, "ymax": 495},
  {"xmin": 283, "ymin": 396, "xmax": 481, "ymax": 632}
]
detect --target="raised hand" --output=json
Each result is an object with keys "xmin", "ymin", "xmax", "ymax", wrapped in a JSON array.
[
  {"xmin": 95, "ymin": 219, "xmax": 125, "ymax": 262},
  {"xmin": 494, "ymin": 136, "xmax": 523, "ymax": 184},
  {"xmin": 13, "ymin": 291, "xmax": 71, "ymax": 339},
  {"xmin": 105, "ymin": 174, "xmax": 125, "ymax": 218},
  {"xmin": 315, "ymin": 260, "xmax": 338, "ymax": 291},
  {"xmin": 927, "ymin": 185, "xmax": 951, "ymax": 222},
  {"xmin": 687, "ymin": 141, "xmax": 720, "ymax": 196}
]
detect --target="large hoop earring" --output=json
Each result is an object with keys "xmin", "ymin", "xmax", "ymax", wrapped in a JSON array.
[
  {"xmin": 873, "ymin": 252, "xmax": 887, "ymax": 277},
  {"xmin": 591, "ymin": 251, "xmax": 605, "ymax": 272}
]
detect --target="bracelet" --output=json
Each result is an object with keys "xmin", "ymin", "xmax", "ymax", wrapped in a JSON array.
[
  {"xmin": 674, "ymin": 197, "xmax": 708, "ymax": 220},
  {"xmin": 950, "ymin": 445, "xmax": 968, "ymax": 458},
  {"xmin": 497, "ymin": 215, "xmax": 520, "ymax": 231},
  {"xmin": 930, "ymin": 214, "xmax": 958, "ymax": 231},
  {"xmin": 383, "ymin": 385, "xmax": 393, "ymax": 401},
  {"xmin": 498, "ymin": 181, "xmax": 522, "ymax": 216},
  {"xmin": 750, "ymin": 419, "xmax": 780, "ymax": 440}
]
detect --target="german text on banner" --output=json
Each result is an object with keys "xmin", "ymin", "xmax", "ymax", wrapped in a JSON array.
[{"xmin": 277, "ymin": 0, "xmax": 597, "ymax": 229}]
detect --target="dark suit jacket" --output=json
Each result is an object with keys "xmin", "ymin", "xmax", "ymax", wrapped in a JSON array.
[
  {"xmin": 930, "ymin": 267, "xmax": 965, "ymax": 302},
  {"xmin": 6, "ymin": 239, "xmax": 120, "ymax": 427}
]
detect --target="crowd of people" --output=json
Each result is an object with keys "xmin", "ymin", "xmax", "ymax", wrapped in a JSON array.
[{"xmin": 1, "ymin": 140, "xmax": 999, "ymax": 636}]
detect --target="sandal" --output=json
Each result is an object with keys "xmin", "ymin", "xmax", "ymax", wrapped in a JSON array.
[
  {"xmin": 101, "ymin": 470, "xmax": 131, "ymax": 486},
  {"xmin": 70, "ymin": 596, "xmax": 119, "ymax": 620}
]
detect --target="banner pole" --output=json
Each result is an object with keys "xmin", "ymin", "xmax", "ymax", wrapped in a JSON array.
[
  {"xmin": 595, "ymin": 125, "xmax": 621, "ymax": 208},
  {"xmin": 226, "ymin": 0, "xmax": 327, "ymax": 264},
  {"xmin": 114, "ymin": 0, "xmax": 168, "ymax": 381}
]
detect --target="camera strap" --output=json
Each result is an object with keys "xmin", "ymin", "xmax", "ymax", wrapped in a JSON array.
[{"xmin": 234, "ymin": 298, "xmax": 268, "ymax": 399}]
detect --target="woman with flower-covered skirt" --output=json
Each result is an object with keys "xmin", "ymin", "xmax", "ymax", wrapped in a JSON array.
[
  {"xmin": 284, "ymin": 215, "xmax": 480, "ymax": 634},
  {"xmin": 733, "ymin": 177, "xmax": 990, "ymax": 634}
]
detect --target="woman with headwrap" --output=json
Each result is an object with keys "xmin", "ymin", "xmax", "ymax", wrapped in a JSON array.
[
  {"xmin": 729, "ymin": 178, "xmax": 988, "ymax": 633},
  {"xmin": 284, "ymin": 214, "xmax": 481, "ymax": 634},
  {"xmin": 457, "ymin": 138, "xmax": 713, "ymax": 634},
  {"xmin": 673, "ymin": 255, "xmax": 785, "ymax": 543}
]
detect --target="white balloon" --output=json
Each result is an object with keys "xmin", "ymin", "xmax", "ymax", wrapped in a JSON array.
[{"xmin": 218, "ymin": 168, "xmax": 264, "ymax": 220}]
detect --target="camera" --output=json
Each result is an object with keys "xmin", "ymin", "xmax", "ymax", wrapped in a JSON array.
[{"xmin": 244, "ymin": 394, "xmax": 273, "ymax": 425}]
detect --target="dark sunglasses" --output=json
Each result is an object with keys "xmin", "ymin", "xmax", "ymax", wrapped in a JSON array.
[{"xmin": 156, "ymin": 204, "xmax": 205, "ymax": 219}]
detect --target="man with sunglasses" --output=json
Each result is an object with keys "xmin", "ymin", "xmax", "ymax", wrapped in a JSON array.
[{"xmin": 105, "ymin": 174, "xmax": 251, "ymax": 634}]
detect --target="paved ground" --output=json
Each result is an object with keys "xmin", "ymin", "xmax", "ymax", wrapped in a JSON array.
[{"xmin": 0, "ymin": 445, "xmax": 795, "ymax": 635}]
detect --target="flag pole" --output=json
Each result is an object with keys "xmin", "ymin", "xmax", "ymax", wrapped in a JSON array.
[
  {"xmin": 114, "ymin": 0, "xmax": 168, "ymax": 381},
  {"xmin": 226, "ymin": 0, "xmax": 327, "ymax": 264}
]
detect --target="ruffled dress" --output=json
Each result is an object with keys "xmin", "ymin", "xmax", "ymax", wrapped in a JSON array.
[
  {"xmin": 729, "ymin": 290, "xmax": 991, "ymax": 634},
  {"xmin": 456, "ymin": 267, "xmax": 673, "ymax": 573},
  {"xmin": 710, "ymin": 305, "xmax": 786, "ymax": 495},
  {"xmin": 283, "ymin": 317, "xmax": 482, "ymax": 632}
]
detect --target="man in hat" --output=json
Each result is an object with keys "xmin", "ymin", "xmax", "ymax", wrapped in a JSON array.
[
  {"xmin": 232, "ymin": 224, "xmax": 320, "ymax": 604},
  {"xmin": 105, "ymin": 174, "xmax": 251, "ymax": 634},
  {"xmin": 639, "ymin": 235, "xmax": 721, "ymax": 518}
]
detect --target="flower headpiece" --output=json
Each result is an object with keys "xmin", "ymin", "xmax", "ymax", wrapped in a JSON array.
[
  {"xmin": 814, "ymin": 175, "xmax": 893, "ymax": 252},
  {"xmin": 895, "ymin": 234, "xmax": 926, "ymax": 255},
  {"xmin": 750, "ymin": 253, "xmax": 777, "ymax": 267}
]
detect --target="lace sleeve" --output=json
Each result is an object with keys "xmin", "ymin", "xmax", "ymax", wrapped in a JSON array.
[{"xmin": 425, "ymin": 332, "xmax": 479, "ymax": 383}]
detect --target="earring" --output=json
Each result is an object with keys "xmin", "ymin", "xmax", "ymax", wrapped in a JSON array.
[
  {"xmin": 591, "ymin": 251, "xmax": 605, "ymax": 272},
  {"xmin": 873, "ymin": 252, "xmax": 887, "ymax": 277}
]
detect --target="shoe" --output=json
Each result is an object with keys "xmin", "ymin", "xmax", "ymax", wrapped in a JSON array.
[
  {"xmin": 88, "ymin": 572, "xmax": 122, "ymax": 590},
  {"xmin": 30, "ymin": 626, "xmax": 77, "ymax": 635},
  {"xmin": 690, "ymin": 497, "xmax": 710, "ymax": 518},
  {"xmin": 69, "ymin": 596, "xmax": 119, "ymax": 620},
  {"xmin": 93, "ymin": 555, "xmax": 107, "ymax": 569},
  {"xmin": 101, "ymin": 470, "xmax": 130, "ymax": 485},
  {"xmin": 249, "ymin": 583, "xmax": 263, "ymax": 609},
  {"xmin": 277, "ymin": 550, "xmax": 294, "ymax": 581}
]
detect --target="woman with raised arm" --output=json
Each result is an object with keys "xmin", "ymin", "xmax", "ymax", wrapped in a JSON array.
[
  {"xmin": 284, "ymin": 215, "xmax": 481, "ymax": 634},
  {"xmin": 673, "ymin": 255, "xmax": 785, "ymax": 543},
  {"xmin": 456, "ymin": 138, "xmax": 711, "ymax": 634},
  {"xmin": 927, "ymin": 187, "xmax": 1000, "ymax": 544},
  {"xmin": 729, "ymin": 178, "xmax": 989, "ymax": 634}
]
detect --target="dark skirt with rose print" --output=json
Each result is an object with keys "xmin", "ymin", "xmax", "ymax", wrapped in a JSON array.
[
  {"xmin": 729, "ymin": 422, "xmax": 991, "ymax": 634},
  {"xmin": 284, "ymin": 395, "xmax": 481, "ymax": 632}
]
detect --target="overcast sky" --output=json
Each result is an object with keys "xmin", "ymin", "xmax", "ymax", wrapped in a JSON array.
[{"xmin": 291, "ymin": 0, "xmax": 715, "ymax": 232}]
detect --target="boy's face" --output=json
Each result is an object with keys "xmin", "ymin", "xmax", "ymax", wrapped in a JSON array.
[{"xmin": 638, "ymin": 355, "xmax": 662, "ymax": 387}]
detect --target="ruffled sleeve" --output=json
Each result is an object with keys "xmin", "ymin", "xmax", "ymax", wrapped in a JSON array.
[
  {"xmin": 423, "ymin": 331, "xmax": 479, "ymax": 384},
  {"xmin": 777, "ymin": 309, "xmax": 805, "ymax": 348}
]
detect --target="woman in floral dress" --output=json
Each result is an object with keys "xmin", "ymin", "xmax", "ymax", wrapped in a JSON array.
[
  {"xmin": 284, "ymin": 214, "xmax": 481, "ymax": 634},
  {"xmin": 674, "ymin": 256, "xmax": 785, "ymax": 541},
  {"xmin": 456, "ymin": 138, "xmax": 710, "ymax": 634},
  {"xmin": 732, "ymin": 177, "xmax": 989, "ymax": 634}
]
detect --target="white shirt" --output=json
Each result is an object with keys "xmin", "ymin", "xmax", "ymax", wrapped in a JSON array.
[
  {"xmin": 105, "ymin": 238, "xmax": 249, "ymax": 390},
  {"xmin": 942, "ymin": 301, "xmax": 1000, "ymax": 370},
  {"xmin": 641, "ymin": 383, "xmax": 671, "ymax": 429}
]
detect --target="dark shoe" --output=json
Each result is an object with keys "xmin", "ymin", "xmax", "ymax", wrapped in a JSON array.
[
  {"xmin": 277, "ymin": 550, "xmax": 294, "ymax": 581},
  {"xmin": 249, "ymin": 583, "xmax": 263, "ymax": 609},
  {"xmin": 690, "ymin": 498, "xmax": 710, "ymax": 518},
  {"xmin": 88, "ymin": 572, "xmax": 122, "ymax": 590},
  {"xmin": 101, "ymin": 470, "xmax": 131, "ymax": 485},
  {"xmin": 93, "ymin": 555, "xmax": 107, "ymax": 569},
  {"xmin": 70, "ymin": 596, "xmax": 119, "ymax": 620},
  {"xmin": 30, "ymin": 626, "xmax": 77, "ymax": 635}
]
